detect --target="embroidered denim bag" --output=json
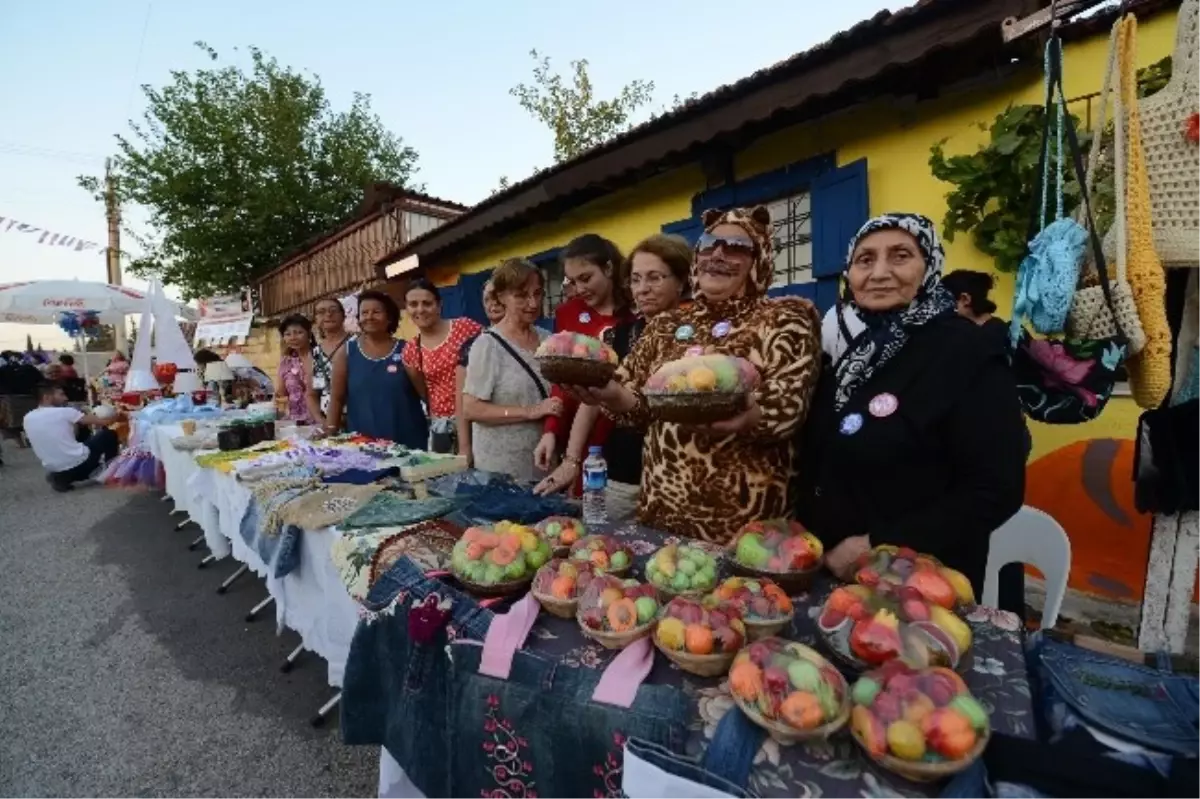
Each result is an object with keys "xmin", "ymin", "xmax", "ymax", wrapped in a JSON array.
[
  {"xmin": 341, "ymin": 558, "xmax": 495, "ymax": 797},
  {"xmin": 447, "ymin": 626, "xmax": 692, "ymax": 798},
  {"xmin": 1030, "ymin": 634, "xmax": 1198, "ymax": 758},
  {"xmin": 1011, "ymin": 36, "xmax": 1129, "ymax": 425}
]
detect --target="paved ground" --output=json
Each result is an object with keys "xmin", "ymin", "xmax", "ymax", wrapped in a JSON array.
[{"xmin": 0, "ymin": 442, "xmax": 376, "ymax": 797}]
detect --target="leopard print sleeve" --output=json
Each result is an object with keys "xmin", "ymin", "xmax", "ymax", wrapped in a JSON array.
[{"xmin": 748, "ymin": 297, "xmax": 821, "ymax": 442}]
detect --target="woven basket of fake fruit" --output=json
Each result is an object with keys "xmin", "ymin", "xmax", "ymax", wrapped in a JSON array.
[
  {"xmin": 568, "ymin": 535, "xmax": 633, "ymax": 575},
  {"xmin": 852, "ymin": 545, "xmax": 976, "ymax": 610},
  {"xmin": 535, "ymin": 332, "xmax": 619, "ymax": 387},
  {"xmin": 643, "ymin": 354, "xmax": 759, "ymax": 424},
  {"xmin": 728, "ymin": 519, "xmax": 824, "ymax": 594},
  {"xmin": 577, "ymin": 574, "xmax": 660, "ymax": 649},
  {"xmin": 450, "ymin": 525, "xmax": 552, "ymax": 597},
  {"xmin": 817, "ymin": 581, "xmax": 974, "ymax": 672},
  {"xmin": 535, "ymin": 516, "xmax": 586, "ymax": 556},
  {"xmin": 653, "ymin": 596, "xmax": 745, "ymax": 676},
  {"xmin": 645, "ymin": 542, "xmax": 719, "ymax": 601},
  {"xmin": 531, "ymin": 558, "xmax": 598, "ymax": 618},
  {"xmin": 849, "ymin": 661, "xmax": 990, "ymax": 782},
  {"xmin": 712, "ymin": 576, "xmax": 794, "ymax": 641},
  {"xmin": 729, "ymin": 638, "xmax": 850, "ymax": 743}
]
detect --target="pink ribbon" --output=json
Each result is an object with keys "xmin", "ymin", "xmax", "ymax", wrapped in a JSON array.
[
  {"xmin": 478, "ymin": 593, "xmax": 541, "ymax": 680},
  {"xmin": 592, "ymin": 637, "xmax": 654, "ymax": 708}
]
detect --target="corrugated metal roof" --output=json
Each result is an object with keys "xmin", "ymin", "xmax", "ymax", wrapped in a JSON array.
[{"xmin": 380, "ymin": 0, "xmax": 1040, "ymax": 267}]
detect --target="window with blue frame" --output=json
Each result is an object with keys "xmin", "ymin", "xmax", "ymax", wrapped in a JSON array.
[
  {"xmin": 660, "ymin": 155, "xmax": 868, "ymax": 315},
  {"xmin": 526, "ymin": 246, "xmax": 565, "ymax": 328}
]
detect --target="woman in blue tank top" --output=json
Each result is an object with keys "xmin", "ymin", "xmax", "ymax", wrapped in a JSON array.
[{"xmin": 325, "ymin": 290, "xmax": 428, "ymax": 449}]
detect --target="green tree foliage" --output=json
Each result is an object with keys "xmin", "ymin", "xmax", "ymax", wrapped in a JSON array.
[
  {"xmin": 929, "ymin": 57, "xmax": 1171, "ymax": 273},
  {"xmin": 510, "ymin": 49, "xmax": 655, "ymax": 163},
  {"xmin": 80, "ymin": 42, "xmax": 419, "ymax": 300}
]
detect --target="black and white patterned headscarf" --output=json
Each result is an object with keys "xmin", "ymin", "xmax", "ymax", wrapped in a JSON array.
[{"xmin": 832, "ymin": 213, "xmax": 956, "ymax": 410}]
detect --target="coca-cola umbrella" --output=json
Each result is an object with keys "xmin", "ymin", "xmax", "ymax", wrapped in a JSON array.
[{"xmin": 0, "ymin": 279, "xmax": 195, "ymax": 324}]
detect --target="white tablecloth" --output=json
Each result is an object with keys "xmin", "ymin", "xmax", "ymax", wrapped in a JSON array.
[
  {"xmin": 146, "ymin": 422, "xmax": 358, "ymax": 688},
  {"xmin": 144, "ymin": 419, "xmax": 424, "ymax": 796}
]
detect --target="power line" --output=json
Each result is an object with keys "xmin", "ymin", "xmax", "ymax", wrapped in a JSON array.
[
  {"xmin": 126, "ymin": 2, "xmax": 154, "ymax": 120},
  {"xmin": 0, "ymin": 142, "xmax": 106, "ymax": 166}
]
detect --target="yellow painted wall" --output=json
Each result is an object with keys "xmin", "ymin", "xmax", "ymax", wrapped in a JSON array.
[{"xmin": 433, "ymin": 9, "xmax": 1182, "ymax": 600}]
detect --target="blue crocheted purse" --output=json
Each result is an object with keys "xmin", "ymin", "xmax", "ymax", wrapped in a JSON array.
[{"xmin": 1011, "ymin": 42, "xmax": 1089, "ymax": 342}]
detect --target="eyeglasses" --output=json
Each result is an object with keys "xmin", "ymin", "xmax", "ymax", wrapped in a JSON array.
[
  {"xmin": 626, "ymin": 273, "xmax": 674, "ymax": 289},
  {"xmin": 697, "ymin": 232, "xmax": 756, "ymax": 258}
]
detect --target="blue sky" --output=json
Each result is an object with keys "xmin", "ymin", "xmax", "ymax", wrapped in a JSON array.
[{"xmin": 0, "ymin": 0, "xmax": 898, "ymax": 349}]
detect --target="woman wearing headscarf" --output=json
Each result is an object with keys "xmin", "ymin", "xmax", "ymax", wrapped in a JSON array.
[
  {"xmin": 794, "ymin": 213, "xmax": 1026, "ymax": 611},
  {"xmin": 570, "ymin": 206, "xmax": 821, "ymax": 542}
]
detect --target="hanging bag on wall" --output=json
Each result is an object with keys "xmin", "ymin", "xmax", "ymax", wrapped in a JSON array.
[
  {"xmin": 1009, "ymin": 44, "xmax": 1089, "ymax": 339},
  {"xmin": 1110, "ymin": 14, "xmax": 1173, "ymax": 409},
  {"xmin": 1104, "ymin": 0, "xmax": 1199, "ymax": 268},
  {"xmin": 1011, "ymin": 37, "xmax": 1129, "ymax": 425},
  {"xmin": 1067, "ymin": 20, "xmax": 1148, "ymax": 353}
]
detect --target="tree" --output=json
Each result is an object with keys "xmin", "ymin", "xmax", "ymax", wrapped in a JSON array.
[
  {"xmin": 85, "ymin": 325, "xmax": 116, "ymax": 352},
  {"xmin": 510, "ymin": 49, "xmax": 655, "ymax": 163},
  {"xmin": 80, "ymin": 42, "xmax": 420, "ymax": 300},
  {"xmin": 24, "ymin": 333, "xmax": 33, "ymax": 353}
]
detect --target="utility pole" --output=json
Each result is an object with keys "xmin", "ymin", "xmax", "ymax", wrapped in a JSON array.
[{"xmin": 104, "ymin": 158, "xmax": 128, "ymax": 355}]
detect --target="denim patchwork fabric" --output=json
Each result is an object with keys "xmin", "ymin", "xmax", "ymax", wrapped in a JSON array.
[
  {"xmin": 1032, "ymin": 634, "xmax": 1199, "ymax": 758},
  {"xmin": 341, "ymin": 558, "xmax": 493, "ymax": 798},
  {"xmin": 237, "ymin": 486, "xmax": 309, "ymax": 578},
  {"xmin": 448, "ymin": 641, "xmax": 691, "ymax": 798},
  {"xmin": 625, "ymin": 737, "xmax": 755, "ymax": 798}
]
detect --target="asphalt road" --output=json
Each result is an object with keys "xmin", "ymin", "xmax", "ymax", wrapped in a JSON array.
[{"xmin": 0, "ymin": 442, "xmax": 376, "ymax": 797}]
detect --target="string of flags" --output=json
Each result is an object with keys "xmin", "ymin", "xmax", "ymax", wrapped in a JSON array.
[{"xmin": 0, "ymin": 214, "xmax": 103, "ymax": 253}]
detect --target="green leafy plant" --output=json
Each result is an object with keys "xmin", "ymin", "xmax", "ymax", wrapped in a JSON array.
[{"xmin": 929, "ymin": 57, "xmax": 1170, "ymax": 273}]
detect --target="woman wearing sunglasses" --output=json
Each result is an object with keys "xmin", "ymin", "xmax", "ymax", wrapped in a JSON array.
[{"xmin": 566, "ymin": 207, "xmax": 821, "ymax": 543}]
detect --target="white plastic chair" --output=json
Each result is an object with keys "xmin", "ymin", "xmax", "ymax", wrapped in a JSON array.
[{"xmin": 983, "ymin": 505, "xmax": 1071, "ymax": 630}]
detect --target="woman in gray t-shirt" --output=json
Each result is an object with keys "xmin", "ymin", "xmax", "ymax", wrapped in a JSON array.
[{"xmin": 462, "ymin": 259, "xmax": 562, "ymax": 482}]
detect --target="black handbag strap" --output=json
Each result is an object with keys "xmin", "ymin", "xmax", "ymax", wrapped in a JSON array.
[
  {"xmin": 1027, "ymin": 36, "xmax": 1127, "ymax": 342},
  {"xmin": 485, "ymin": 330, "xmax": 549, "ymax": 401}
]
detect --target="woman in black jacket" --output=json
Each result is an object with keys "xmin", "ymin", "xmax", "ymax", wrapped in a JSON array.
[{"xmin": 794, "ymin": 213, "xmax": 1026, "ymax": 613}]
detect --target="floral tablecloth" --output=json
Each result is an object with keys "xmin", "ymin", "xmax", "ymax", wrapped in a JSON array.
[{"xmin": 351, "ymin": 521, "xmax": 1033, "ymax": 798}]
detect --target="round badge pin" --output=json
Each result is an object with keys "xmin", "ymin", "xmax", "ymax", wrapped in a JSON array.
[
  {"xmin": 684, "ymin": 346, "xmax": 705, "ymax": 357},
  {"xmin": 839, "ymin": 413, "xmax": 864, "ymax": 436},
  {"xmin": 386, "ymin": 364, "xmax": 398, "ymax": 374},
  {"xmin": 392, "ymin": 353, "xmax": 402, "ymax": 362},
  {"xmin": 868, "ymin": 392, "xmax": 899, "ymax": 418},
  {"xmin": 579, "ymin": 311, "xmax": 591, "ymax": 324},
  {"xmin": 712, "ymin": 320, "xmax": 732, "ymax": 338},
  {"xmin": 675, "ymin": 324, "xmax": 695, "ymax": 341}
]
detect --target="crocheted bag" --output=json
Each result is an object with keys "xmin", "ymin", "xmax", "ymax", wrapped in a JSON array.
[
  {"xmin": 1011, "ymin": 37, "xmax": 1129, "ymax": 425},
  {"xmin": 1011, "ymin": 43, "xmax": 1088, "ymax": 339},
  {"xmin": 1105, "ymin": 0, "xmax": 1199, "ymax": 267},
  {"xmin": 1109, "ymin": 15, "xmax": 1173, "ymax": 409},
  {"xmin": 1067, "ymin": 20, "xmax": 1148, "ymax": 354}
]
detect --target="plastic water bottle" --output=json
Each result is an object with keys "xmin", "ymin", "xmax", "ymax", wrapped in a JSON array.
[{"xmin": 581, "ymin": 445, "xmax": 608, "ymax": 526}]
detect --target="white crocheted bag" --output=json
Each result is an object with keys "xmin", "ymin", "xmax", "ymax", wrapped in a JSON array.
[
  {"xmin": 1069, "ymin": 20, "xmax": 1148, "ymax": 353},
  {"xmin": 1103, "ymin": 0, "xmax": 1199, "ymax": 267}
]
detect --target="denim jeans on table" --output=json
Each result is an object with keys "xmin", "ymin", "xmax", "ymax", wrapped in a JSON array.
[
  {"xmin": 448, "ymin": 640, "xmax": 692, "ymax": 799},
  {"xmin": 341, "ymin": 557, "xmax": 493, "ymax": 798},
  {"xmin": 1031, "ymin": 634, "xmax": 1199, "ymax": 758}
]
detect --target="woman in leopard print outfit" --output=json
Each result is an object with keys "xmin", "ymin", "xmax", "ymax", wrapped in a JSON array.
[{"xmin": 572, "ymin": 206, "xmax": 821, "ymax": 542}]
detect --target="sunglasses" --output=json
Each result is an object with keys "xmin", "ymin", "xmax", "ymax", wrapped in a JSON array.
[{"xmin": 696, "ymin": 232, "xmax": 756, "ymax": 257}]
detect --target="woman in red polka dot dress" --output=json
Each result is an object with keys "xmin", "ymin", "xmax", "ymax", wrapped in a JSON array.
[{"xmin": 401, "ymin": 279, "xmax": 483, "ymax": 452}]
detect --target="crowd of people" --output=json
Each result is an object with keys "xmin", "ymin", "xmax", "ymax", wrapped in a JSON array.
[
  {"xmin": 260, "ymin": 203, "xmax": 1026, "ymax": 615},
  {"xmin": 3, "ymin": 203, "xmax": 1027, "ymax": 615}
]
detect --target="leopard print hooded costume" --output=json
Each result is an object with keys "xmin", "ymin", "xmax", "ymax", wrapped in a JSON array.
[{"xmin": 609, "ymin": 206, "xmax": 821, "ymax": 542}]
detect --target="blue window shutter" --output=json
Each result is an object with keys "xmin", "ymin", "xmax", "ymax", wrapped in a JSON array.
[
  {"xmin": 439, "ymin": 284, "xmax": 464, "ymax": 319},
  {"xmin": 810, "ymin": 159, "xmax": 869, "ymax": 279},
  {"xmin": 457, "ymin": 270, "xmax": 493, "ymax": 327},
  {"xmin": 815, "ymin": 280, "xmax": 840, "ymax": 316}
]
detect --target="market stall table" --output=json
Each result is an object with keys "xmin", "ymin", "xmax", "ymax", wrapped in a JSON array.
[
  {"xmin": 343, "ymin": 522, "xmax": 1033, "ymax": 798},
  {"xmin": 146, "ymin": 421, "xmax": 360, "ymax": 689}
]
